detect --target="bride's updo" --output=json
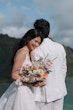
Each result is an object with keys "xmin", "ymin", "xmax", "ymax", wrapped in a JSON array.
[{"xmin": 34, "ymin": 18, "xmax": 50, "ymax": 38}]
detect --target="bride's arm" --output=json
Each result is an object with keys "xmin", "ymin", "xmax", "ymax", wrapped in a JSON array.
[{"xmin": 11, "ymin": 50, "xmax": 26, "ymax": 81}]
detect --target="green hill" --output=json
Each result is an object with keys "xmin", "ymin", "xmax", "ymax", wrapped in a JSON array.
[
  {"xmin": 0, "ymin": 34, "xmax": 73, "ymax": 82},
  {"xmin": 64, "ymin": 46, "xmax": 73, "ymax": 78},
  {"xmin": 0, "ymin": 34, "xmax": 20, "ymax": 82}
]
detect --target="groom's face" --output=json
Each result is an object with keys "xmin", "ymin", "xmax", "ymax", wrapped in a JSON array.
[{"xmin": 27, "ymin": 36, "xmax": 41, "ymax": 51}]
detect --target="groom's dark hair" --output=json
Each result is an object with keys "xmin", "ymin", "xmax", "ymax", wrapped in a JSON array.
[{"xmin": 34, "ymin": 18, "xmax": 50, "ymax": 38}]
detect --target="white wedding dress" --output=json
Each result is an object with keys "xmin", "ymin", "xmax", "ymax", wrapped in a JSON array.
[{"xmin": 0, "ymin": 55, "xmax": 37, "ymax": 110}]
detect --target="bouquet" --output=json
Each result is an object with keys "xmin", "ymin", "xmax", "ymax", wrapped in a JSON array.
[{"xmin": 19, "ymin": 58, "xmax": 52, "ymax": 84}]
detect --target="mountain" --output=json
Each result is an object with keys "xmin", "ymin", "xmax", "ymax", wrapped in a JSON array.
[
  {"xmin": 0, "ymin": 34, "xmax": 73, "ymax": 82},
  {"xmin": 0, "ymin": 34, "xmax": 20, "ymax": 82},
  {"xmin": 64, "ymin": 46, "xmax": 73, "ymax": 78}
]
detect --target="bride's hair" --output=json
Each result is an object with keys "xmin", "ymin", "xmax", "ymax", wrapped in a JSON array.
[
  {"xmin": 34, "ymin": 18, "xmax": 50, "ymax": 38},
  {"xmin": 11, "ymin": 29, "xmax": 43, "ymax": 65}
]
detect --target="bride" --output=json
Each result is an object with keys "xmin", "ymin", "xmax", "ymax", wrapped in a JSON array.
[{"xmin": 0, "ymin": 29, "xmax": 43, "ymax": 110}]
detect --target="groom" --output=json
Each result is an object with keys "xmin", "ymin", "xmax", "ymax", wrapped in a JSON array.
[{"xmin": 31, "ymin": 19, "xmax": 67, "ymax": 110}]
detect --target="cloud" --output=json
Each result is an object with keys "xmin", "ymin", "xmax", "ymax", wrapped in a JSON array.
[
  {"xmin": 1, "ymin": 26, "xmax": 29, "ymax": 38},
  {"xmin": 6, "ymin": 2, "xmax": 26, "ymax": 26},
  {"xmin": 11, "ymin": 10, "xmax": 26, "ymax": 26},
  {"xmin": 32, "ymin": 0, "xmax": 52, "ymax": 16},
  {"xmin": 50, "ymin": 29, "xmax": 73, "ymax": 47},
  {"xmin": 33, "ymin": 0, "xmax": 73, "ymax": 47},
  {"xmin": 51, "ymin": 1, "xmax": 73, "ymax": 29},
  {"xmin": 33, "ymin": 0, "xmax": 73, "ymax": 28},
  {"xmin": 0, "ymin": 2, "xmax": 26, "ymax": 28},
  {"xmin": 50, "ymin": 0, "xmax": 73, "ymax": 47},
  {"xmin": 33, "ymin": 0, "xmax": 50, "ymax": 8},
  {"xmin": 0, "ymin": 0, "xmax": 73, "ymax": 47},
  {"xmin": 0, "ymin": 2, "xmax": 29, "ymax": 38},
  {"xmin": 0, "ymin": 13, "xmax": 8, "ymax": 27}
]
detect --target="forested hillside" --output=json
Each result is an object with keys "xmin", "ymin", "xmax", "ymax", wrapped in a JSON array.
[
  {"xmin": 0, "ymin": 34, "xmax": 73, "ymax": 82},
  {"xmin": 0, "ymin": 34, "xmax": 20, "ymax": 82},
  {"xmin": 64, "ymin": 46, "xmax": 73, "ymax": 77}
]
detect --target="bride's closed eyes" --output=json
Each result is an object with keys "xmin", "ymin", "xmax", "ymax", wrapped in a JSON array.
[{"xmin": 27, "ymin": 36, "xmax": 41, "ymax": 51}]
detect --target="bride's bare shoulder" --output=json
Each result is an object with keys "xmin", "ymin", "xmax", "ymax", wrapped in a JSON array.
[
  {"xmin": 16, "ymin": 46, "xmax": 29, "ymax": 56},
  {"xmin": 17, "ymin": 47, "xmax": 26, "ymax": 55},
  {"xmin": 14, "ymin": 46, "xmax": 28, "ymax": 61}
]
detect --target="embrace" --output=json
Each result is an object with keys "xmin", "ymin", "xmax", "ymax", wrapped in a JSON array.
[{"xmin": 0, "ymin": 19, "xmax": 67, "ymax": 110}]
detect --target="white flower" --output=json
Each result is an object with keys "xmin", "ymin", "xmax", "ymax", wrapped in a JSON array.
[
  {"xmin": 33, "ymin": 70, "xmax": 38, "ymax": 75},
  {"xmin": 15, "ymin": 79, "xmax": 22, "ymax": 86},
  {"xmin": 28, "ymin": 70, "xmax": 33, "ymax": 75},
  {"xmin": 36, "ymin": 69, "xmax": 44, "ymax": 74}
]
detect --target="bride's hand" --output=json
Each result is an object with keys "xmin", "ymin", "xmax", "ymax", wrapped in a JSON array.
[
  {"xmin": 21, "ymin": 77, "xmax": 29, "ymax": 84},
  {"xmin": 21, "ymin": 76, "xmax": 29, "ymax": 82},
  {"xmin": 32, "ymin": 81, "xmax": 46, "ymax": 87}
]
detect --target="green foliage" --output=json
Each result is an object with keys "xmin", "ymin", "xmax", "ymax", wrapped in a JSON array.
[
  {"xmin": 0, "ymin": 34, "xmax": 20, "ymax": 82},
  {"xmin": 0, "ymin": 34, "xmax": 73, "ymax": 82},
  {"xmin": 64, "ymin": 46, "xmax": 73, "ymax": 78}
]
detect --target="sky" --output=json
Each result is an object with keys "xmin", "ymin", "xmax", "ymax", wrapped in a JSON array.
[{"xmin": 0, "ymin": 0, "xmax": 73, "ymax": 48}]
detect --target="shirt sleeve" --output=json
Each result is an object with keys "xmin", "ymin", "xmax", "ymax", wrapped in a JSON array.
[
  {"xmin": 31, "ymin": 46, "xmax": 44, "ymax": 61},
  {"xmin": 62, "ymin": 47, "xmax": 67, "ymax": 79}
]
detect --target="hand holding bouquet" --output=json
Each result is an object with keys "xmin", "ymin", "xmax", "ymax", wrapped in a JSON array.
[{"xmin": 19, "ymin": 58, "xmax": 52, "ymax": 84}]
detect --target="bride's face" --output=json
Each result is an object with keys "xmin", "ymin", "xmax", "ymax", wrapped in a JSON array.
[{"xmin": 27, "ymin": 36, "xmax": 41, "ymax": 51}]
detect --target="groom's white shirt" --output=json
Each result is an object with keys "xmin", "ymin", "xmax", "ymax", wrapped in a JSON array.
[{"xmin": 31, "ymin": 38, "xmax": 67, "ymax": 103}]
